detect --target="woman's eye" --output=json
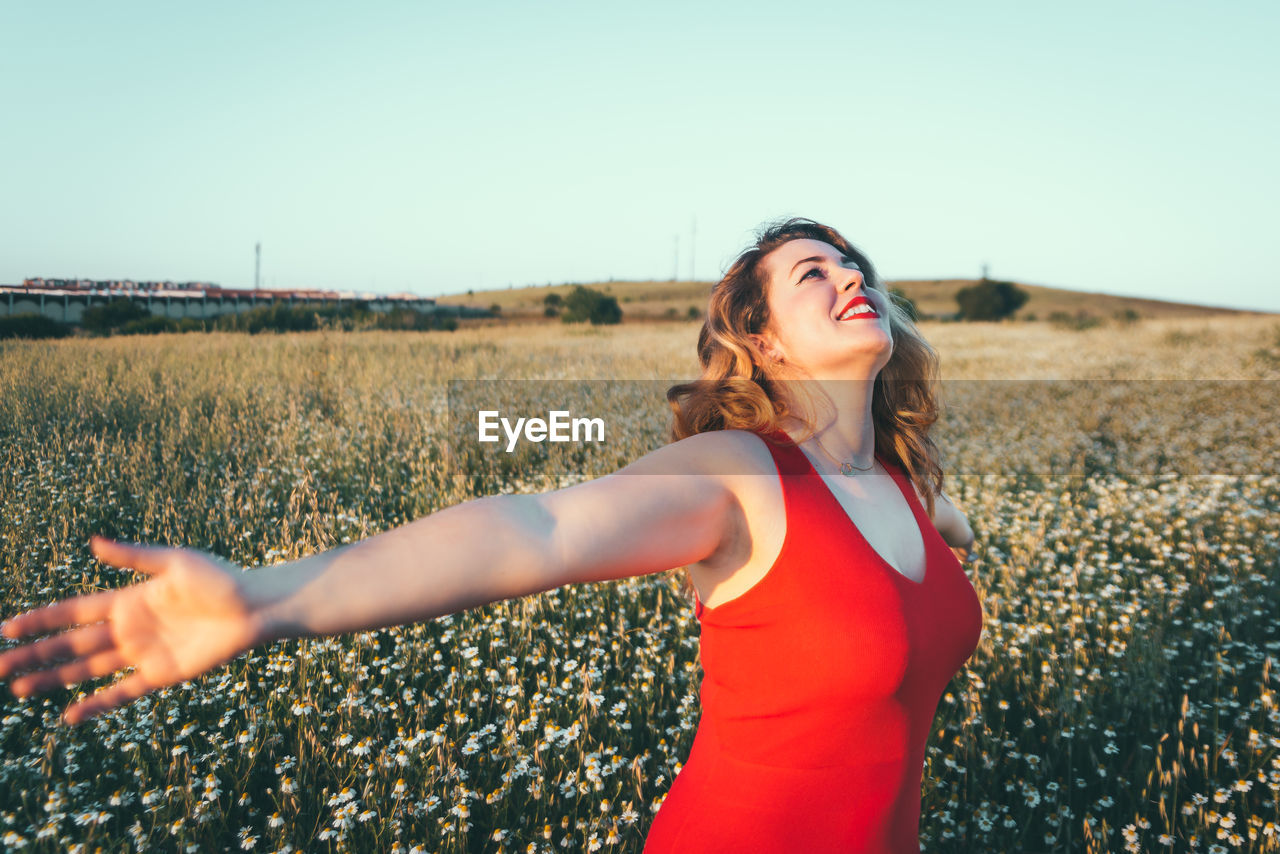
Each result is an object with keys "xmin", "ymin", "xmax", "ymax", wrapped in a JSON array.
[{"xmin": 802, "ymin": 268, "xmax": 824, "ymax": 281}]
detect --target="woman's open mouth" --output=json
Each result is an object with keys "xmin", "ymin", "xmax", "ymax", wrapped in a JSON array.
[{"xmin": 837, "ymin": 297, "xmax": 879, "ymax": 320}]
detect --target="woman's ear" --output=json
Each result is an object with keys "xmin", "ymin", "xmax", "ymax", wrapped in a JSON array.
[{"xmin": 748, "ymin": 332, "xmax": 785, "ymax": 365}]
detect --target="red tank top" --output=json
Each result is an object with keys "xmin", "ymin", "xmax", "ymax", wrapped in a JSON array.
[{"xmin": 643, "ymin": 432, "xmax": 984, "ymax": 853}]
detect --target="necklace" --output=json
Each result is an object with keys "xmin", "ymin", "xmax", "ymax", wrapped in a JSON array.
[
  {"xmin": 809, "ymin": 436, "xmax": 875, "ymax": 476},
  {"xmin": 837, "ymin": 458, "xmax": 875, "ymax": 476}
]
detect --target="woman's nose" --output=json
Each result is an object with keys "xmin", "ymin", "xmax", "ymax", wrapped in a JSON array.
[{"xmin": 839, "ymin": 269, "xmax": 864, "ymax": 292}]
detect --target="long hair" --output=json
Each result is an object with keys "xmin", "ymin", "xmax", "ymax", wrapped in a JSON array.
[{"xmin": 666, "ymin": 217, "xmax": 947, "ymax": 599}]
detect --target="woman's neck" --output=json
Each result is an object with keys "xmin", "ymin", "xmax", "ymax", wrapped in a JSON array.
[{"xmin": 777, "ymin": 377, "xmax": 877, "ymax": 469}]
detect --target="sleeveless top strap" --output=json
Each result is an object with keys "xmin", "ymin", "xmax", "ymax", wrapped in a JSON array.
[{"xmin": 755, "ymin": 429, "xmax": 810, "ymax": 477}]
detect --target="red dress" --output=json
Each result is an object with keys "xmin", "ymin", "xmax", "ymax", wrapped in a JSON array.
[{"xmin": 643, "ymin": 432, "xmax": 984, "ymax": 853}]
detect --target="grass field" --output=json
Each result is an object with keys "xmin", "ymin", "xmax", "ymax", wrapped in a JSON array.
[{"xmin": 1, "ymin": 314, "xmax": 1278, "ymax": 852}]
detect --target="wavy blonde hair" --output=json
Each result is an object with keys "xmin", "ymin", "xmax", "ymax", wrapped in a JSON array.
[{"xmin": 666, "ymin": 217, "xmax": 948, "ymax": 599}]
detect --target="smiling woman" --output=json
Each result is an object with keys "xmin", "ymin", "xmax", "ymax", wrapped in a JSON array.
[
  {"xmin": 647, "ymin": 217, "xmax": 981, "ymax": 852},
  {"xmin": 667, "ymin": 218, "xmax": 948, "ymax": 503},
  {"xmin": 0, "ymin": 216, "xmax": 979, "ymax": 854}
]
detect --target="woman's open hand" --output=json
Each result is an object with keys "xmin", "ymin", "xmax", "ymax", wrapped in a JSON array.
[{"xmin": 0, "ymin": 536, "xmax": 259, "ymax": 726}]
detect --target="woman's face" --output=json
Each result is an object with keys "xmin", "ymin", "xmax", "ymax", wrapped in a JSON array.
[{"xmin": 754, "ymin": 238, "xmax": 893, "ymax": 381}]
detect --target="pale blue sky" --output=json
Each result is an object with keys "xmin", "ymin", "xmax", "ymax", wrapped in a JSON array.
[{"xmin": 2, "ymin": 1, "xmax": 1276, "ymax": 310}]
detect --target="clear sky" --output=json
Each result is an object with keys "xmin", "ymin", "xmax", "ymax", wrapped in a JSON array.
[{"xmin": 2, "ymin": 1, "xmax": 1276, "ymax": 311}]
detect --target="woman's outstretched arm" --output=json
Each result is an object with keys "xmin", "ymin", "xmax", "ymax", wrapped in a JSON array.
[
  {"xmin": 0, "ymin": 430, "xmax": 742, "ymax": 725},
  {"xmin": 247, "ymin": 434, "xmax": 736, "ymax": 640}
]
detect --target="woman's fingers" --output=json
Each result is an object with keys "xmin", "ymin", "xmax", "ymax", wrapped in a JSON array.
[
  {"xmin": 0, "ymin": 623, "xmax": 114, "ymax": 680},
  {"xmin": 9, "ymin": 649, "xmax": 127, "ymax": 699},
  {"xmin": 61, "ymin": 671, "xmax": 154, "ymax": 727},
  {"xmin": 0, "ymin": 537, "xmax": 174, "ymax": 641},
  {"xmin": 89, "ymin": 536, "xmax": 174, "ymax": 576},
  {"xmin": 1, "ymin": 590, "xmax": 116, "ymax": 642}
]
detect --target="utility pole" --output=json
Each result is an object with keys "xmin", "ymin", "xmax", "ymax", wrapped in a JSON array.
[
  {"xmin": 255, "ymin": 242, "xmax": 261, "ymax": 289},
  {"xmin": 981, "ymin": 262, "xmax": 989, "ymax": 282},
  {"xmin": 689, "ymin": 216, "xmax": 696, "ymax": 282}
]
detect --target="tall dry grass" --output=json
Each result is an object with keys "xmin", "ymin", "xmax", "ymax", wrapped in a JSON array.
[{"xmin": 0, "ymin": 314, "xmax": 1276, "ymax": 852}]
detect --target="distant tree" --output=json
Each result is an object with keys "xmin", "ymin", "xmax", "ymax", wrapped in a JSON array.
[
  {"xmin": 561, "ymin": 285, "xmax": 622, "ymax": 325},
  {"xmin": 212, "ymin": 303, "xmax": 317, "ymax": 334},
  {"xmin": 0, "ymin": 314, "xmax": 73, "ymax": 340},
  {"xmin": 370, "ymin": 307, "xmax": 457, "ymax": 332},
  {"xmin": 117, "ymin": 316, "xmax": 180, "ymax": 335},
  {"xmin": 955, "ymin": 280, "xmax": 1028, "ymax": 321},
  {"xmin": 543, "ymin": 293, "xmax": 562, "ymax": 308},
  {"xmin": 81, "ymin": 298, "xmax": 150, "ymax": 335},
  {"xmin": 687, "ymin": 305, "xmax": 702, "ymax": 320}
]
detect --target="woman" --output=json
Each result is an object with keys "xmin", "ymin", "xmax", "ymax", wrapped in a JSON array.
[{"xmin": 0, "ymin": 217, "xmax": 980, "ymax": 853}]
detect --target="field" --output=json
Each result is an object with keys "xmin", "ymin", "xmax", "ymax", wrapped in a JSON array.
[{"xmin": 1, "ymin": 314, "xmax": 1278, "ymax": 853}]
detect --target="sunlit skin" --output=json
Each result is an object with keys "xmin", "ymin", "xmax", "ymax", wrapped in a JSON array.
[
  {"xmin": 0, "ymin": 541, "xmax": 257, "ymax": 724},
  {"xmin": 0, "ymin": 236, "xmax": 975, "ymax": 727},
  {"xmin": 752, "ymin": 238, "xmax": 894, "ymax": 471}
]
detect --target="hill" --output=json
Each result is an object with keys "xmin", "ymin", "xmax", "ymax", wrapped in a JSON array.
[{"xmin": 435, "ymin": 277, "xmax": 1268, "ymax": 324}]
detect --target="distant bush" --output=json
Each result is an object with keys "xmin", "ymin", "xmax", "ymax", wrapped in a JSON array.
[
  {"xmin": 210, "ymin": 301, "xmax": 448, "ymax": 334},
  {"xmin": 543, "ymin": 293, "xmax": 562, "ymax": 309},
  {"xmin": 114, "ymin": 316, "xmax": 207, "ymax": 335},
  {"xmin": 1112, "ymin": 308, "xmax": 1143, "ymax": 326},
  {"xmin": 82, "ymin": 298, "xmax": 151, "ymax": 335},
  {"xmin": 955, "ymin": 280, "xmax": 1028, "ymax": 321},
  {"xmin": 1048, "ymin": 310, "xmax": 1103, "ymax": 331},
  {"xmin": 118, "ymin": 316, "xmax": 181, "ymax": 335},
  {"xmin": 74, "ymin": 299, "xmax": 459, "ymax": 337},
  {"xmin": 0, "ymin": 313, "xmax": 73, "ymax": 340},
  {"xmin": 561, "ymin": 286, "xmax": 622, "ymax": 325},
  {"xmin": 664, "ymin": 307, "xmax": 679, "ymax": 319},
  {"xmin": 687, "ymin": 306, "xmax": 701, "ymax": 320},
  {"xmin": 371, "ymin": 307, "xmax": 457, "ymax": 332},
  {"xmin": 214, "ymin": 303, "xmax": 321, "ymax": 334}
]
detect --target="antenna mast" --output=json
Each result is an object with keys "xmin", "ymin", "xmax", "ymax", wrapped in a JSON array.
[{"xmin": 689, "ymin": 216, "xmax": 696, "ymax": 281}]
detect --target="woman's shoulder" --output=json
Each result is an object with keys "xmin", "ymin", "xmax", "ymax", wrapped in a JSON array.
[{"xmin": 662, "ymin": 429, "xmax": 783, "ymax": 479}]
